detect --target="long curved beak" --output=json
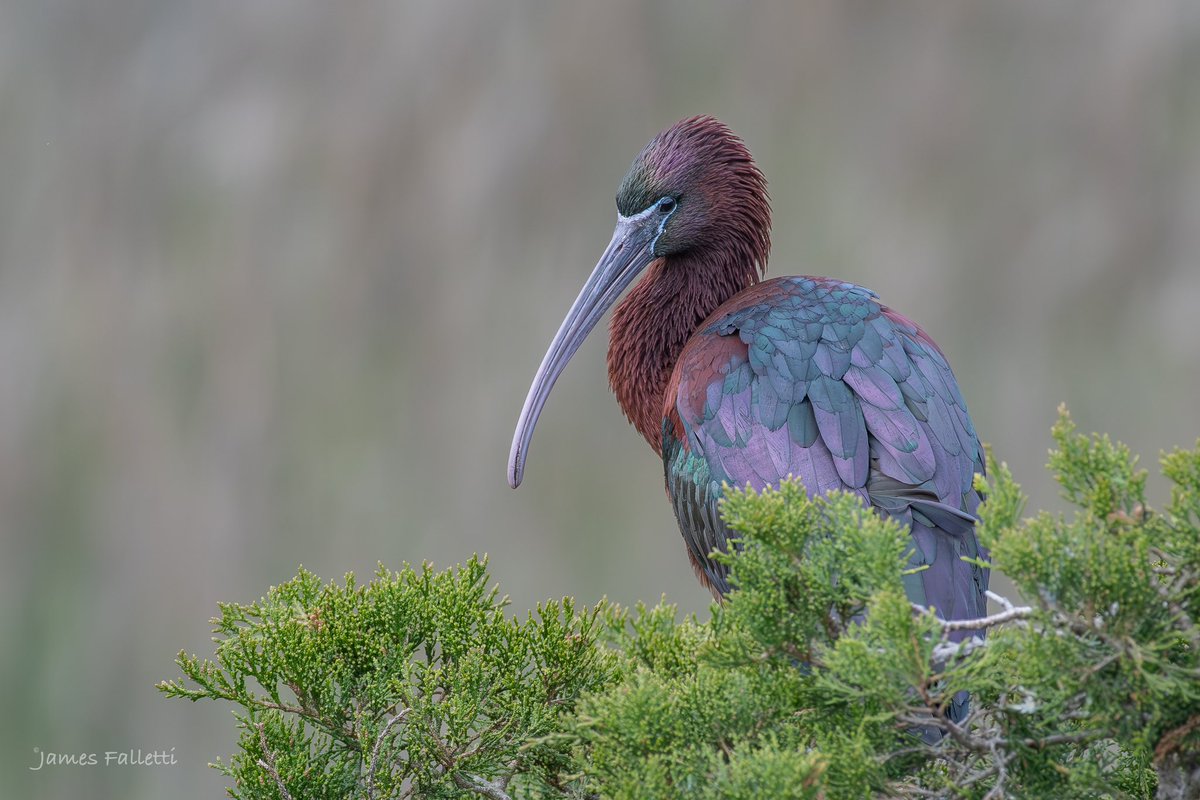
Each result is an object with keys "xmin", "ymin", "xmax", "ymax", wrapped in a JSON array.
[{"xmin": 508, "ymin": 214, "xmax": 660, "ymax": 488}]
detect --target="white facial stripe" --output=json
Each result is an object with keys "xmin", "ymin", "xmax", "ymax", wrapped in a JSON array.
[
  {"xmin": 616, "ymin": 204, "xmax": 658, "ymax": 225},
  {"xmin": 654, "ymin": 206, "xmax": 674, "ymax": 239},
  {"xmin": 617, "ymin": 199, "xmax": 678, "ymax": 251}
]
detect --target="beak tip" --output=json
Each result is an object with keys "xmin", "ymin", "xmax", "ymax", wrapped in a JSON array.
[{"xmin": 507, "ymin": 456, "xmax": 524, "ymax": 489}]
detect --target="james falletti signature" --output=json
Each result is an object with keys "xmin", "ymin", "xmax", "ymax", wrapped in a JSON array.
[{"xmin": 30, "ymin": 746, "xmax": 177, "ymax": 770}]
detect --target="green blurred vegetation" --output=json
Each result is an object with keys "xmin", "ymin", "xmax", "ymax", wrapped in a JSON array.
[{"xmin": 4, "ymin": 3, "xmax": 1199, "ymax": 798}]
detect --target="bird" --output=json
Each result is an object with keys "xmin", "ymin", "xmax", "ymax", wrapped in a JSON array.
[{"xmin": 507, "ymin": 116, "xmax": 987, "ymax": 665}]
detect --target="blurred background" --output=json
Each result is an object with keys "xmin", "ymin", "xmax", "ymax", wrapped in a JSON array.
[{"xmin": 2, "ymin": 2, "xmax": 1197, "ymax": 797}]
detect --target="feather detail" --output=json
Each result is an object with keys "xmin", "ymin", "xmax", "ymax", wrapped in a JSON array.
[{"xmin": 663, "ymin": 275, "xmax": 988, "ymax": 637}]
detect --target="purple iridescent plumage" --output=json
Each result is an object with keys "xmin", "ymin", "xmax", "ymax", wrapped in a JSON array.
[
  {"xmin": 664, "ymin": 276, "xmax": 988, "ymax": 624},
  {"xmin": 662, "ymin": 275, "xmax": 987, "ymax": 724}
]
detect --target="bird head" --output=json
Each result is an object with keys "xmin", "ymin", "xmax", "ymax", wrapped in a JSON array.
[
  {"xmin": 616, "ymin": 115, "xmax": 770, "ymax": 268},
  {"xmin": 508, "ymin": 116, "xmax": 770, "ymax": 488}
]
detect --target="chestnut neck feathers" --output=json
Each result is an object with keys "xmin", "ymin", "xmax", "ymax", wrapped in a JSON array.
[{"xmin": 607, "ymin": 117, "xmax": 771, "ymax": 452}]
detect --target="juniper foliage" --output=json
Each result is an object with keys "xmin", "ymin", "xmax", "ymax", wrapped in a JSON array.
[
  {"xmin": 159, "ymin": 560, "xmax": 621, "ymax": 799},
  {"xmin": 162, "ymin": 408, "xmax": 1200, "ymax": 798}
]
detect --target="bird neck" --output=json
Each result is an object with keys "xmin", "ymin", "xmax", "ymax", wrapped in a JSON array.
[{"xmin": 608, "ymin": 250, "xmax": 758, "ymax": 454}]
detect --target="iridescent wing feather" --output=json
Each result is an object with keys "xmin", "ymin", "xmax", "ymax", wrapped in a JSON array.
[{"xmin": 663, "ymin": 276, "xmax": 988, "ymax": 635}]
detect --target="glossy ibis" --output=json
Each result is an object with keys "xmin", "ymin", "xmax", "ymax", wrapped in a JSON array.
[{"xmin": 508, "ymin": 116, "xmax": 987, "ymax": 643}]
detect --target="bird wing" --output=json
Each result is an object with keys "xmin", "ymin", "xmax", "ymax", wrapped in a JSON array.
[{"xmin": 663, "ymin": 276, "xmax": 988, "ymax": 624}]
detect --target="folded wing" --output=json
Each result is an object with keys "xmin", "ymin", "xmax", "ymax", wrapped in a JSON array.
[{"xmin": 663, "ymin": 276, "xmax": 988, "ymax": 631}]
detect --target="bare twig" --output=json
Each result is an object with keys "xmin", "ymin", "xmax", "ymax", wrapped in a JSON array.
[
  {"xmin": 942, "ymin": 606, "xmax": 1034, "ymax": 632},
  {"xmin": 889, "ymin": 783, "xmax": 951, "ymax": 798},
  {"xmin": 255, "ymin": 722, "xmax": 294, "ymax": 800},
  {"xmin": 422, "ymin": 715, "xmax": 515, "ymax": 800},
  {"xmin": 1022, "ymin": 730, "xmax": 1102, "ymax": 750},
  {"xmin": 452, "ymin": 771, "xmax": 514, "ymax": 800},
  {"xmin": 497, "ymin": 758, "xmax": 519, "ymax": 791},
  {"xmin": 957, "ymin": 760, "xmax": 1001, "ymax": 789},
  {"xmin": 1082, "ymin": 649, "xmax": 1123, "ymax": 679},
  {"xmin": 985, "ymin": 590, "xmax": 1015, "ymax": 612},
  {"xmin": 366, "ymin": 710, "xmax": 410, "ymax": 800},
  {"xmin": 981, "ymin": 740, "xmax": 1009, "ymax": 800},
  {"xmin": 932, "ymin": 635, "xmax": 988, "ymax": 663}
]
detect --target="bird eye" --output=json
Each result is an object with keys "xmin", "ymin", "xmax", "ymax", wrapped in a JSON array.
[{"xmin": 656, "ymin": 196, "xmax": 676, "ymax": 214}]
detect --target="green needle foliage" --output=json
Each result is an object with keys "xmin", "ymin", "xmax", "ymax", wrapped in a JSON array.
[
  {"xmin": 159, "ymin": 560, "xmax": 621, "ymax": 799},
  {"xmin": 162, "ymin": 408, "xmax": 1200, "ymax": 798}
]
